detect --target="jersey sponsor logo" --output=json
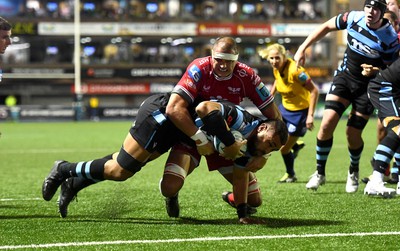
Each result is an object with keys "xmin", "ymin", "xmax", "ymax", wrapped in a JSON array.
[
  {"xmin": 298, "ymin": 72, "xmax": 308, "ymax": 82},
  {"xmin": 188, "ymin": 65, "xmax": 201, "ymax": 82},
  {"xmin": 228, "ymin": 86, "xmax": 241, "ymax": 94},
  {"xmin": 237, "ymin": 68, "xmax": 248, "ymax": 78},
  {"xmin": 350, "ymin": 38, "xmax": 379, "ymax": 57}
]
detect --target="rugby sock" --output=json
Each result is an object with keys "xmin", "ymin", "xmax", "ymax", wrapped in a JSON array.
[
  {"xmin": 316, "ymin": 137, "xmax": 333, "ymax": 176},
  {"xmin": 59, "ymin": 158, "xmax": 107, "ymax": 181},
  {"xmin": 373, "ymin": 130, "xmax": 400, "ymax": 173},
  {"xmin": 348, "ymin": 144, "xmax": 363, "ymax": 174},
  {"xmin": 282, "ymin": 152, "xmax": 295, "ymax": 176}
]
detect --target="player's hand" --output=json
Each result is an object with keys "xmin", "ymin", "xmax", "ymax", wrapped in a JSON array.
[
  {"xmin": 361, "ymin": 64, "xmax": 379, "ymax": 77},
  {"xmin": 221, "ymin": 140, "xmax": 246, "ymax": 160},
  {"xmin": 245, "ymin": 156, "xmax": 266, "ymax": 173},
  {"xmin": 306, "ymin": 115, "xmax": 314, "ymax": 131},
  {"xmin": 239, "ymin": 217, "xmax": 266, "ymax": 224},
  {"xmin": 196, "ymin": 141, "xmax": 214, "ymax": 156}
]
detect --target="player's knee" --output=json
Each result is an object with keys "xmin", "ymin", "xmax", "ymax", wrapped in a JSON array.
[
  {"xmin": 347, "ymin": 114, "xmax": 368, "ymax": 130},
  {"xmin": 104, "ymin": 160, "xmax": 133, "ymax": 181},
  {"xmin": 116, "ymin": 147, "xmax": 145, "ymax": 176},
  {"xmin": 325, "ymin": 100, "xmax": 346, "ymax": 117},
  {"xmin": 160, "ymin": 163, "xmax": 187, "ymax": 197}
]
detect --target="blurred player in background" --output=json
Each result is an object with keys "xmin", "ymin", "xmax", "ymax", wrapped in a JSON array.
[
  {"xmin": 294, "ymin": 0, "xmax": 400, "ymax": 193},
  {"xmin": 159, "ymin": 36, "xmax": 282, "ymax": 224},
  {"xmin": 0, "ymin": 16, "xmax": 11, "ymax": 55},
  {"xmin": 259, "ymin": 43, "xmax": 319, "ymax": 183}
]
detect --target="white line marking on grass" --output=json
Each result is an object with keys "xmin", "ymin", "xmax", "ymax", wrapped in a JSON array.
[
  {"xmin": 0, "ymin": 198, "xmax": 41, "ymax": 202},
  {"xmin": 0, "ymin": 148, "xmax": 113, "ymax": 154},
  {"xmin": 1, "ymin": 231, "xmax": 400, "ymax": 250}
]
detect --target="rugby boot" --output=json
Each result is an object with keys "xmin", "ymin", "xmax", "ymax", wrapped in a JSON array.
[{"xmin": 42, "ymin": 160, "xmax": 66, "ymax": 201}]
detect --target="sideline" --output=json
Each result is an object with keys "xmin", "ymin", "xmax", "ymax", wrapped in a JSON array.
[{"xmin": 1, "ymin": 231, "xmax": 400, "ymax": 250}]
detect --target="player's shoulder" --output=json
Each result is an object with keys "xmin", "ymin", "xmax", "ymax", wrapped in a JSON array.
[
  {"xmin": 338, "ymin": 10, "xmax": 362, "ymax": 24},
  {"xmin": 234, "ymin": 61, "xmax": 258, "ymax": 81}
]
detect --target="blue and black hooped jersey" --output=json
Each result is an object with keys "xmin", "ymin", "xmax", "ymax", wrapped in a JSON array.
[
  {"xmin": 336, "ymin": 11, "xmax": 400, "ymax": 78},
  {"xmin": 195, "ymin": 99, "xmax": 266, "ymax": 140}
]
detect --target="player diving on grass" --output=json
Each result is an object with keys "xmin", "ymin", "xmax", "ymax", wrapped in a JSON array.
[{"xmin": 41, "ymin": 93, "xmax": 287, "ymax": 223}]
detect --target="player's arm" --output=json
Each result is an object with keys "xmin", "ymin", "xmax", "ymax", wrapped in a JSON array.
[
  {"xmin": 196, "ymin": 101, "xmax": 246, "ymax": 160},
  {"xmin": 260, "ymin": 102, "xmax": 281, "ymax": 120},
  {"xmin": 166, "ymin": 93, "xmax": 214, "ymax": 156},
  {"xmin": 294, "ymin": 16, "xmax": 337, "ymax": 67},
  {"xmin": 304, "ymin": 78, "xmax": 319, "ymax": 130},
  {"xmin": 232, "ymin": 166, "xmax": 264, "ymax": 224}
]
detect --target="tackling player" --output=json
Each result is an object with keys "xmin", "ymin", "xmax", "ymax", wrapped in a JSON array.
[{"xmin": 159, "ymin": 37, "xmax": 283, "ymax": 224}]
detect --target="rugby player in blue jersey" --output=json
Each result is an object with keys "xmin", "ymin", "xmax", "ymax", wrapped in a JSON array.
[{"xmin": 294, "ymin": 0, "xmax": 400, "ymax": 193}]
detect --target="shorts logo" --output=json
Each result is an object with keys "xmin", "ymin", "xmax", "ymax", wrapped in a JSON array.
[{"xmin": 188, "ymin": 65, "xmax": 201, "ymax": 83}]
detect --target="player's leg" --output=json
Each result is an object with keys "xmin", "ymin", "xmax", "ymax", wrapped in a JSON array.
[
  {"xmin": 345, "ymin": 111, "xmax": 369, "ymax": 193},
  {"xmin": 159, "ymin": 145, "xmax": 200, "ymax": 218},
  {"xmin": 278, "ymin": 135, "xmax": 299, "ymax": 183},
  {"xmin": 306, "ymin": 101, "xmax": 344, "ymax": 190},
  {"xmin": 365, "ymin": 125, "xmax": 400, "ymax": 197}
]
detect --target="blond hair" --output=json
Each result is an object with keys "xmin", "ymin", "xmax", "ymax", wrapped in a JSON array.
[{"xmin": 258, "ymin": 43, "xmax": 287, "ymax": 62}]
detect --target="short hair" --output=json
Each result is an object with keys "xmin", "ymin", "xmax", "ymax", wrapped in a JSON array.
[
  {"xmin": 258, "ymin": 43, "xmax": 287, "ymax": 62},
  {"xmin": 213, "ymin": 37, "xmax": 239, "ymax": 55},
  {"xmin": 264, "ymin": 119, "xmax": 288, "ymax": 146},
  {"xmin": 0, "ymin": 17, "xmax": 11, "ymax": 31},
  {"xmin": 384, "ymin": 10, "xmax": 398, "ymax": 22}
]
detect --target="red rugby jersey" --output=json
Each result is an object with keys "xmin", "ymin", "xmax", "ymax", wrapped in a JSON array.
[{"xmin": 172, "ymin": 56, "xmax": 274, "ymax": 111}]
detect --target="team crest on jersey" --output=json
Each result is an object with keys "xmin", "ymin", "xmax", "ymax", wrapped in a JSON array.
[
  {"xmin": 188, "ymin": 65, "xmax": 201, "ymax": 82},
  {"xmin": 298, "ymin": 72, "xmax": 308, "ymax": 82}
]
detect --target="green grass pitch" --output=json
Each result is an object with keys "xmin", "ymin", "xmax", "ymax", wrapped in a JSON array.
[{"xmin": 0, "ymin": 119, "xmax": 399, "ymax": 250}]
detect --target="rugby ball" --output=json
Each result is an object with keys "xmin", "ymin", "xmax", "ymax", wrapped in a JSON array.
[{"xmin": 213, "ymin": 130, "xmax": 247, "ymax": 155}]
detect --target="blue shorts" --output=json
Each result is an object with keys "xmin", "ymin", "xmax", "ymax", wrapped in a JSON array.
[{"xmin": 279, "ymin": 104, "xmax": 308, "ymax": 137}]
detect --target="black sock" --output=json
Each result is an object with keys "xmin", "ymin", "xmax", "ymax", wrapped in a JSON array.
[
  {"xmin": 349, "ymin": 145, "xmax": 363, "ymax": 173},
  {"xmin": 59, "ymin": 158, "xmax": 107, "ymax": 181},
  {"xmin": 282, "ymin": 152, "xmax": 295, "ymax": 176},
  {"xmin": 316, "ymin": 138, "xmax": 333, "ymax": 176}
]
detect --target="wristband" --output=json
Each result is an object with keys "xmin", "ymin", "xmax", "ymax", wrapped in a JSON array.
[
  {"xmin": 236, "ymin": 203, "xmax": 248, "ymax": 219},
  {"xmin": 190, "ymin": 129, "xmax": 209, "ymax": 146}
]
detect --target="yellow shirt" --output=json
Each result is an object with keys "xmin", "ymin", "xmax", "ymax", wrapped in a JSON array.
[{"xmin": 273, "ymin": 58, "xmax": 311, "ymax": 111}]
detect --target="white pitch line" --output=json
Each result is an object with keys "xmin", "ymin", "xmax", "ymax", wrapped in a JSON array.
[
  {"xmin": 1, "ymin": 231, "xmax": 400, "ymax": 250},
  {"xmin": 0, "ymin": 198, "xmax": 41, "ymax": 202},
  {"xmin": 0, "ymin": 148, "xmax": 113, "ymax": 154}
]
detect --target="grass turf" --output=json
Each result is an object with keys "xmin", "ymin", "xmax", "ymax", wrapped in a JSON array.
[{"xmin": 0, "ymin": 119, "xmax": 399, "ymax": 250}]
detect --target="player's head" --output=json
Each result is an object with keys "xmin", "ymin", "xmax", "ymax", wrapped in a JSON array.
[
  {"xmin": 364, "ymin": 0, "xmax": 387, "ymax": 20},
  {"xmin": 384, "ymin": 10, "xmax": 399, "ymax": 31},
  {"xmin": 258, "ymin": 43, "xmax": 287, "ymax": 71},
  {"xmin": 211, "ymin": 37, "xmax": 239, "ymax": 78},
  {"xmin": 0, "ymin": 16, "xmax": 11, "ymax": 54},
  {"xmin": 386, "ymin": 0, "xmax": 400, "ymax": 17},
  {"xmin": 246, "ymin": 119, "xmax": 288, "ymax": 157}
]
